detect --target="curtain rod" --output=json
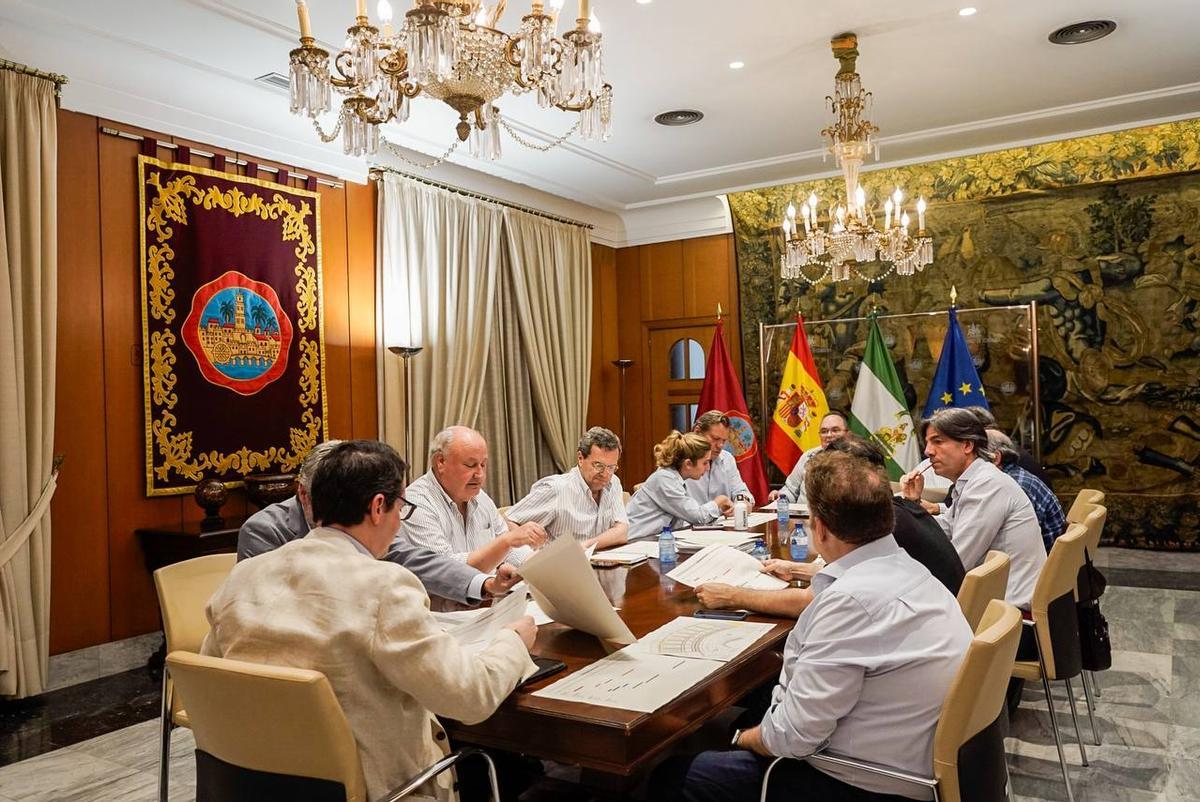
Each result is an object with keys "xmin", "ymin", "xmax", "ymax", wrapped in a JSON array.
[
  {"xmin": 760, "ymin": 303, "xmax": 1032, "ymax": 330},
  {"xmin": 99, "ymin": 127, "xmax": 345, "ymax": 189},
  {"xmin": 0, "ymin": 58, "xmax": 68, "ymax": 105},
  {"xmin": 369, "ymin": 165, "xmax": 594, "ymax": 230}
]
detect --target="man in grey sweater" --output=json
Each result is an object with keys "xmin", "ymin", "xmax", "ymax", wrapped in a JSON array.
[{"xmin": 238, "ymin": 440, "xmax": 519, "ymax": 604}]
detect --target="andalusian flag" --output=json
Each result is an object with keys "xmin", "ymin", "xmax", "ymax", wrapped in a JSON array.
[
  {"xmin": 850, "ymin": 317, "xmax": 921, "ymax": 480},
  {"xmin": 922, "ymin": 307, "xmax": 990, "ymax": 417},
  {"xmin": 765, "ymin": 315, "xmax": 829, "ymax": 474}
]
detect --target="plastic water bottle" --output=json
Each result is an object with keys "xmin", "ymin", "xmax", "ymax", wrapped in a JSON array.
[
  {"xmin": 658, "ymin": 526, "xmax": 677, "ymax": 566},
  {"xmin": 777, "ymin": 495, "xmax": 790, "ymax": 531},
  {"xmin": 790, "ymin": 522, "xmax": 809, "ymax": 561},
  {"xmin": 751, "ymin": 539, "xmax": 769, "ymax": 560}
]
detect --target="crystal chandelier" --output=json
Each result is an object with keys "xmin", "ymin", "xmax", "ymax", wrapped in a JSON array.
[
  {"xmin": 288, "ymin": 0, "xmax": 613, "ymax": 160},
  {"xmin": 780, "ymin": 33, "xmax": 932, "ymax": 284}
]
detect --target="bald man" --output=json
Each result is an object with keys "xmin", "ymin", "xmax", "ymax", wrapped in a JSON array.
[{"xmin": 400, "ymin": 426, "xmax": 548, "ymax": 572}]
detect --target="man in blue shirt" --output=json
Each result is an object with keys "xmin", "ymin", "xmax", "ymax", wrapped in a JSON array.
[{"xmin": 988, "ymin": 430, "xmax": 1066, "ymax": 551}]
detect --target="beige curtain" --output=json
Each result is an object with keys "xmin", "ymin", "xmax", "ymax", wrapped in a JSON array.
[
  {"xmin": 0, "ymin": 70, "xmax": 58, "ymax": 698},
  {"xmin": 376, "ymin": 175, "xmax": 504, "ymax": 475},
  {"xmin": 502, "ymin": 209, "xmax": 592, "ymax": 471}
]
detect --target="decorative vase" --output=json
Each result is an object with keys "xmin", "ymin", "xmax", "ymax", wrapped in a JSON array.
[
  {"xmin": 244, "ymin": 473, "xmax": 297, "ymax": 510},
  {"xmin": 193, "ymin": 478, "xmax": 228, "ymax": 532}
]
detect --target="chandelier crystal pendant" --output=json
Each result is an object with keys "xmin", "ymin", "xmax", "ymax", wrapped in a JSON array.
[
  {"xmin": 780, "ymin": 33, "xmax": 932, "ymax": 285},
  {"xmin": 288, "ymin": 0, "xmax": 613, "ymax": 159}
]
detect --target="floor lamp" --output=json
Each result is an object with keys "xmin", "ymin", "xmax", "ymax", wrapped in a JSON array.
[
  {"xmin": 387, "ymin": 345, "xmax": 423, "ymax": 468},
  {"xmin": 612, "ymin": 359, "xmax": 633, "ymax": 447}
]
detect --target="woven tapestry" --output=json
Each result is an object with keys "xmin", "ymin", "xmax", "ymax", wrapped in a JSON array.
[
  {"xmin": 728, "ymin": 118, "xmax": 1200, "ymax": 549},
  {"xmin": 138, "ymin": 155, "xmax": 328, "ymax": 496}
]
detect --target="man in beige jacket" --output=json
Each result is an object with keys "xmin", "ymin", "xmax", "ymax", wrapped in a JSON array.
[{"xmin": 203, "ymin": 440, "xmax": 537, "ymax": 801}]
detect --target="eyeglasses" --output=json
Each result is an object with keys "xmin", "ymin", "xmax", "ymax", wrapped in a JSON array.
[
  {"xmin": 398, "ymin": 497, "xmax": 419, "ymax": 521},
  {"xmin": 819, "ymin": 426, "xmax": 846, "ymax": 435},
  {"xmin": 589, "ymin": 461, "xmax": 620, "ymax": 474}
]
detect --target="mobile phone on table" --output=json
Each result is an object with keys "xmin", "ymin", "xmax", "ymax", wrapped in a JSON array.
[
  {"xmin": 693, "ymin": 609, "xmax": 749, "ymax": 621},
  {"xmin": 522, "ymin": 656, "xmax": 567, "ymax": 686}
]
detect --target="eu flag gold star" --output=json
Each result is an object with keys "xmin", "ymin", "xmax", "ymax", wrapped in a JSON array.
[
  {"xmin": 941, "ymin": 391, "xmax": 953, "ymax": 404},
  {"xmin": 979, "ymin": 386, "xmax": 986, "ymax": 396},
  {"xmin": 959, "ymin": 382, "xmax": 972, "ymax": 395}
]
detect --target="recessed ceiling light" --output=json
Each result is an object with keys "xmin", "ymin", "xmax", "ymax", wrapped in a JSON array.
[
  {"xmin": 1049, "ymin": 19, "xmax": 1117, "ymax": 45},
  {"xmin": 636, "ymin": 0, "xmax": 652, "ymax": 4},
  {"xmin": 654, "ymin": 109, "xmax": 704, "ymax": 127},
  {"xmin": 729, "ymin": 61, "xmax": 745, "ymax": 70},
  {"xmin": 959, "ymin": 7, "xmax": 977, "ymax": 16}
]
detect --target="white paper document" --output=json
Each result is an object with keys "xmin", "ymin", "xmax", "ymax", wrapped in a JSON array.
[
  {"xmin": 437, "ymin": 591, "xmax": 529, "ymax": 653},
  {"xmin": 627, "ymin": 616, "xmax": 775, "ymax": 663},
  {"xmin": 666, "ymin": 545, "xmax": 788, "ymax": 590},
  {"xmin": 674, "ymin": 530, "xmax": 756, "ymax": 549},
  {"xmin": 718, "ymin": 511, "xmax": 776, "ymax": 529},
  {"xmin": 594, "ymin": 541, "xmax": 660, "ymax": 561},
  {"xmin": 518, "ymin": 535, "xmax": 636, "ymax": 644},
  {"xmin": 531, "ymin": 649, "xmax": 723, "ymax": 713},
  {"xmin": 761, "ymin": 499, "xmax": 808, "ymax": 516}
]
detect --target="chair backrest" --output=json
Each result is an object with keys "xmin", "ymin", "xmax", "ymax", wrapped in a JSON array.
[
  {"xmin": 932, "ymin": 600, "xmax": 1023, "ymax": 802},
  {"xmin": 496, "ymin": 505, "xmax": 511, "ymax": 518},
  {"xmin": 632, "ymin": 482, "xmax": 645, "ymax": 494},
  {"xmin": 1067, "ymin": 489, "xmax": 1105, "ymax": 524},
  {"xmin": 956, "ymin": 550, "xmax": 1010, "ymax": 632},
  {"xmin": 622, "ymin": 491, "xmax": 631, "ymax": 506},
  {"xmin": 1029, "ymin": 522, "xmax": 1088, "ymax": 680},
  {"xmin": 1079, "ymin": 504, "xmax": 1107, "ymax": 556},
  {"xmin": 154, "ymin": 553, "xmax": 237, "ymax": 654},
  {"xmin": 166, "ymin": 650, "xmax": 366, "ymax": 802}
]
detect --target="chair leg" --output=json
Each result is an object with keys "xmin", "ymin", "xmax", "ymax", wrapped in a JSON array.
[
  {"xmin": 1041, "ymin": 674, "xmax": 1075, "ymax": 802},
  {"xmin": 1064, "ymin": 679, "xmax": 1089, "ymax": 767},
  {"xmin": 1079, "ymin": 670, "xmax": 1094, "ymax": 711},
  {"xmin": 1090, "ymin": 669, "xmax": 1102, "ymax": 697},
  {"xmin": 158, "ymin": 670, "xmax": 173, "ymax": 802},
  {"xmin": 1080, "ymin": 672, "xmax": 1101, "ymax": 745}
]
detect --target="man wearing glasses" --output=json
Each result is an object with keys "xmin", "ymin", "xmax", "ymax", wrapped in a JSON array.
[
  {"xmin": 505, "ymin": 427, "xmax": 629, "ymax": 550},
  {"xmin": 237, "ymin": 439, "xmax": 519, "ymax": 605},
  {"xmin": 770, "ymin": 411, "xmax": 849, "ymax": 506}
]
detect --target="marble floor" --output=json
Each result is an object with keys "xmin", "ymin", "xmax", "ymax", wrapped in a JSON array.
[{"xmin": 1, "ymin": 550, "xmax": 1198, "ymax": 801}]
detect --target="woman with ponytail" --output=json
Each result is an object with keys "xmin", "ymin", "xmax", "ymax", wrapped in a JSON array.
[{"xmin": 626, "ymin": 431, "xmax": 735, "ymax": 539}]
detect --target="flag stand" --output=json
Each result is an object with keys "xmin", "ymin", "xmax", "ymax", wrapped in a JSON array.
[{"xmin": 758, "ymin": 302, "xmax": 1041, "ymax": 460}]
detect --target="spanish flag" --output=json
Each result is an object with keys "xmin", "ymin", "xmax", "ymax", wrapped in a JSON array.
[{"xmin": 765, "ymin": 315, "xmax": 830, "ymax": 474}]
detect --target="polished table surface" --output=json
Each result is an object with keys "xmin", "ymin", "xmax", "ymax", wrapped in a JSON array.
[{"xmin": 446, "ymin": 518, "xmax": 804, "ymax": 786}]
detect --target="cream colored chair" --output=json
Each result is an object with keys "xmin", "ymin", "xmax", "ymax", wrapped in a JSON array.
[
  {"xmin": 496, "ymin": 505, "xmax": 511, "ymax": 518},
  {"xmin": 1067, "ymin": 489, "xmax": 1105, "ymax": 525},
  {"xmin": 153, "ymin": 553, "xmax": 237, "ymax": 802},
  {"xmin": 1011, "ymin": 522, "xmax": 1090, "ymax": 802},
  {"xmin": 166, "ymin": 650, "xmax": 498, "ymax": 802},
  {"xmin": 764, "ymin": 599, "xmax": 1023, "ymax": 802},
  {"xmin": 1075, "ymin": 504, "xmax": 1109, "ymax": 718},
  {"xmin": 957, "ymin": 550, "xmax": 1010, "ymax": 632},
  {"xmin": 622, "ymin": 491, "xmax": 631, "ymax": 506},
  {"xmin": 632, "ymin": 482, "xmax": 645, "ymax": 494}
]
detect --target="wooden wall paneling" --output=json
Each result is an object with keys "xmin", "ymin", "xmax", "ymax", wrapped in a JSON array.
[
  {"xmin": 639, "ymin": 240, "xmax": 684, "ymax": 322},
  {"xmin": 318, "ymin": 184, "xmax": 353, "ymax": 439},
  {"xmin": 614, "ymin": 246, "xmax": 651, "ymax": 484},
  {"xmin": 586, "ymin": 243, "xmax": 620, "ymax": 436},
  {"xmin": 345, "ymin": 180, "xmax": 378, "ymax": 440},
  {"xmin": 681, "ymin": 235, "xmax": 733, "ymax": 320},
  {"xmin": 50, "ymin": 111, "xmax": 111, "ymax": 654},
  {"xmin": 97, "ymin": 128, "xmax": 184, "ymax": 641}
]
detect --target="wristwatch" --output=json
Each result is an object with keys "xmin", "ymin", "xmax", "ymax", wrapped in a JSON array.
[{"xmin": 730, "ymin": 728, "xmax": 742, "ymax": 749}]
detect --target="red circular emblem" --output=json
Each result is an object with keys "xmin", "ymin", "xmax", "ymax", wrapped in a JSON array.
[{"xmin": 181, "ymin": 271, "xmax": 293, "ymax": 396}]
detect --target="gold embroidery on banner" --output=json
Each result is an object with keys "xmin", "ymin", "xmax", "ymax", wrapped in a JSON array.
[
  {"xmin": 146, "ymin": 244, "xmax": 176, "ymax": 323},
  {"xmin": 139, "ymin": 155, "xmax": 327, "ymax": 495}
]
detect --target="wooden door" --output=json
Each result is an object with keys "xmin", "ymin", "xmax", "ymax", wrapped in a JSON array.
[{"xmin": 647, "ymin": 324, "xmax": 716, "ymax": 444}]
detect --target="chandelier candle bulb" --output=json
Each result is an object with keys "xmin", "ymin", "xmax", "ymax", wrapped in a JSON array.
[
  {"xmin": 917, "ymin": 197, "xmax": 927, "ymax": 232},
  {"xmin": 884, "ymin": 198, "xmax": 893, "ymax": 228},
  {"xmin": 296, "ymin": 0, "xmax": 312, "ymax": 39},
  {"xmin": 356, "ymin": 0, "xmax": 367, "ymax": 20}
]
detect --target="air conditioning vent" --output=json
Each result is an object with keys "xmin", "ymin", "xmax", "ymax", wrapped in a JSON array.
[
  {"xmin": 654, "ymin": 109, "xmax": 704, "ymax": 127},
  {"xmin": 1048, "ymin": 20, "xmax": 1117, "ymax": 45},
  {"xmin": 255, "ymin": 72, "xmax": 292, "ymax": 91}
]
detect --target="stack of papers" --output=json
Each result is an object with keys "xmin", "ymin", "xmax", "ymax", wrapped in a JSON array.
[
  {"xmin": 666, "ymin": 544, "xmax": 788, "ymax": 590},
  {"xmin": 675, "ymin": 530, "xmax": 757, "ymax": 550},
  {"xmin": 432, "ymin": 591, "xmax": 529, "ymax": 653},
  {"xmin": 719, "ymin": 511, "xmax": 776, "ymax": 529},
  {"xmin": 761, "ymin": 499, "xmax": 808, "ymax": 516},
  {"xmin": 532, "ymin": 615, "xmax": 776, "ymax": 713},
  {"xmin": 591, "ymin": 541, "xmax": 658, "ymax": 565}
]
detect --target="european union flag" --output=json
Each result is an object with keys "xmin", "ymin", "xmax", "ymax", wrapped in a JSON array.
[{"xmin": 922, "ymin": 307, "xmax": 989, "ymax": 418}]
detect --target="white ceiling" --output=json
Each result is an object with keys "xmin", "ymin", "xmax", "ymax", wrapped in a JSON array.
[{"xmin": 2, "ymin": 0, "xmax": 1199, "ymax": 228}]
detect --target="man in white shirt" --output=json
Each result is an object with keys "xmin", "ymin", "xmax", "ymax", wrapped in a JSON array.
[
  {"xmin": 401, "ymin": 426, "xmax": 548, "ymax": 572},
  {"xmin": 652, "ymin": 450, "xmax": 972, "ymax": 802},
  {"xmin": 505, "ymin": 426, "xmax": 628, "ymax": 549},
  {"xmin": 900, "ymin": 407, "xmax": 1046, "ymax": 610},
  {"xmin": 771, "ymin": 411, "xmax": 848, "ymax": 505},
  {"xmin": 685, "ymin": 410, "xmax": 754, "ymax": 507}
]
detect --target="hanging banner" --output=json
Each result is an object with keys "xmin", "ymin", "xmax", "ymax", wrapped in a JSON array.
[{"xmin": 138, "ymin": 155, "xmax": 328, "ymax": 496}]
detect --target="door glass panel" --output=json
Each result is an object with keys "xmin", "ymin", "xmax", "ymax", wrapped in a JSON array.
[
  {"xmin": 669, "ymin": 339, "xmax": 687, "ymax": 379},
  {"xmin": 688, "ymin": 339, "xmax": 706, "ymax": 379},
  {"xmin": 670, "ymin": 403, "xmax": 693, "ymax": 432}
]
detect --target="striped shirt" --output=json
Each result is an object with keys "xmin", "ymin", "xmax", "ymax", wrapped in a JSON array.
[
  {"xmin": 626, "ymin": 467, "xmax": 722, "ymax": 540},
  {"xmin": 400, "ymin": 470, "xmax": 532, "ymax": 566},
  {"xmin": 779, "ymin": 446, "xmax": 821, "ymax": 505},
  {"xmin": 685, "ymin": 448, "xmax": 754, "ymax": 507},
  {"xmin": 1001, "ymin": 463, "xmax": 1067, "ymax": 551},
  {"xmin": 505, "ymin": 467, "xmax": 627, "ymax": 543}
]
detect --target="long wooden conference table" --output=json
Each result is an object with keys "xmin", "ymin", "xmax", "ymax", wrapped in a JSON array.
[{"xmin": 447, "ymin": 519, "xmax": 801, "ymax": 793}]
